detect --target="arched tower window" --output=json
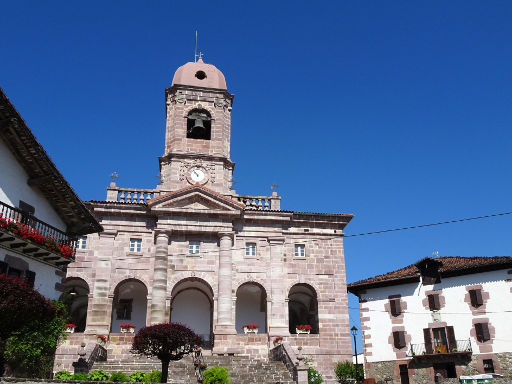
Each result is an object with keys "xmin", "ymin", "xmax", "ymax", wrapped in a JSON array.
[{"xmin": 187, "ymin": 109, "xmax": 211, "ymax": 140}]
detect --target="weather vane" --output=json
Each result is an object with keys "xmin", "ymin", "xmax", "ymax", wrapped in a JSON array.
[
  {"xmin": 270, "ymin": 183, "xmax": 279, "ymax": 192},
  {"xmin": 110, "ymin": 172, "xmax": 119, "ymax": 182},
  {"xmin": 432, "ymin": 251, "xmax": 439, "ymax": 257}
]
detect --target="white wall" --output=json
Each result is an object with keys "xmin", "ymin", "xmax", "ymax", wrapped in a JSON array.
[
  {"xmin": 0, "ymin": 138, "xmax": 66, "ymax": 231},
  {"xmin": 171, "ymin": 289, "xmax": 212, "ymax": 341},
  {"xmin": 359, "ymin": 269, "xmax": 512, "ymax": 362},
  {"xmin": 0, "ymin": 248, "xmax": 62, "ymax": 300}
]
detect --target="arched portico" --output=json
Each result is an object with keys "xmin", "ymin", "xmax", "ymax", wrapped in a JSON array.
[
  {"xmin": 170, "ymin": 278, "xmax": 214, "ymax": 348},
  {"xmin": 288, "ymin": 283, "xmax": 319, "ymax": 334},
  {"xmin": 235, "ymin": 282, "xmax": 267, "ymax": 334},
  {"xmin": 111, "ymin": 279, "xmax": 148, "ymax": 333},
  {"xmin": 61, "ymin": 277, "xmax": 90, "ymax": 333}
]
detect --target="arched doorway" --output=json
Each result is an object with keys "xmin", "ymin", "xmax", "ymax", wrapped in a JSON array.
[
  {"xmin": 61, "ymin": 278, "xmax": 89, "ymax": 333},
  {"xmin": 170, "ymin": 278, "xmax": 213, "ymax": 348},
  {"xmin": 235, "ymin": 282, "xmax": 267, "ymax": 334},
  {"xmin": 288, "ymin": 284, "xmax": 319, "ymax": 334},
  {"xmin": 111, "ymin": 279, "xmax": 148, "ymax": 333}
]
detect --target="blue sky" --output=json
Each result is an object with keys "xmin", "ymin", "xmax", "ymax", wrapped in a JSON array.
[{"xmin": 2, "ymin": 1, "xmax": 512, "ymax": 343}]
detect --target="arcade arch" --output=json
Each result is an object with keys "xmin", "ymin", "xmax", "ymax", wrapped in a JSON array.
[
  {"xmin": 61, "ymin": 277, "xmax": 89, "ymax": 333},
  {"xmin": 288, "ymin": 283, "xmax": 319, "ymax": 334},
  {"xmin": 235, "ymin": 282, "xmax": 267, "ymax": 334},
  {"xmin": 111, "ymin": 279, "xmax": 148, "ymax": 333}
]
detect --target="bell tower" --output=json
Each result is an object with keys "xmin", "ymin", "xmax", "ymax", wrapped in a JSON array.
[{"xmin": 159, "ymin": 58, "xmax": 234, "ymax": 195}]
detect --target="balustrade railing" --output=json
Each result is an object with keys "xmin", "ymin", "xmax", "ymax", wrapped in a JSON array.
[
  {"xmin": 106, "ymin": 187, "xmax": 157, "ymax": 203},
  {"xmin": 0, "ymin": 200, "xmax": 73, "ymax": 245},
  {"xmin": 230, "ymin": 193, "xmax": 281, "ymax": 211},
  {"xmin": 407, "ymin": 339, "xmax": 472, "ymax": 357}
]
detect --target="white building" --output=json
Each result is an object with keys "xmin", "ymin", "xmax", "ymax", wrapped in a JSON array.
[
  {"xmin": 348, "ymin": 256, "xmax": 512, "ymax": 383},
  {"xmin": 0, "ymin": 88, "xmax": 101, "ymax": 301}
]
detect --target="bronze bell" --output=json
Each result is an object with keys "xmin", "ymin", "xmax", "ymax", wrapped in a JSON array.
[{"xmin": 191, "ymin": 118, "xmax": 206, "ymax": 134}]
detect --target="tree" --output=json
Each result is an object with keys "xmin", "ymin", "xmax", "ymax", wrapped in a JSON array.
[
  {"xmin": 0, "ymin": 273, "xmax": 67, "ymax": 377},
  {"xmin": 131, "ymin": 323, "xmax": 201, "ymax": 383},
  {"xmin": 334, "ymin": 361, "xmax": 363, "ymax": 384}
]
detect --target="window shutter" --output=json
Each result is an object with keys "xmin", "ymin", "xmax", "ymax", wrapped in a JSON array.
[
  {"xmin": 446, "ymin": 326, "xmax": 456, "ymax": 351},
  {"xmin": 469, "ymin": 289, "xmax": 483, "ymax": 307},
  {"xmin": 475, "ymin": 323, "xmax": 490, "ymax": 342},
  {"xmin": 0, "ymin": 261, "xmax": 8, "ymax": 274},
  {"xmin": 481, "ymin": 323, "xmax": 490, "ymax": 341},
  {"xmin": 393, "ymin": 331, "xmax": 406, "ymax": 349},
  {"xmin": 390, "ymin": 299, "xmax": 401, "ymax": 316},
  {"xmin": 25, "ymin": 270, "xmax": 36, "ymax": 288},
  {"xmin": 423, "ymin": 328, "xmax": 434, "ymax": 354},
  {"xmin": 398, "ymin": 331, "xmax": 406, "ymax": 349},
  {"xmin": 428, "ymin": 294, "xmax": 440, "ymax": 311}
]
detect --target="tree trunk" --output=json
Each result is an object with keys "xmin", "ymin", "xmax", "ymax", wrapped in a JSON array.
[{"xmin": 161, "ymin": 358, "xmax": 170, "ymax": 383}]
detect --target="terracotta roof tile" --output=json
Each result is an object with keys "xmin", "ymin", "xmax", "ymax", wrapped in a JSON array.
[{"xmin": 348, "ymin": 256, "xmax": 512, "ymax": 292}]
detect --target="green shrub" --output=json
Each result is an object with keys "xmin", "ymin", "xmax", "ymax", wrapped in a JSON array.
[
  {"xmin": 71, "ymin": 373, "xmax": 89, "ymax": 381},
  {"xmin": 143, "ymin": 370, "xmax": 162, "ymax": 383},
  {"xmin": 128, "ymin": 371, "xmax": 147, "ymax": 382},
  {"xmin": 88, "ymin": 369, "xmax": 110, "ymax": 381},
  {"xmin": 110, "ymin": 372, "xmax": 129, "ymax": 382},
  {"xmin": 54, "ymin": 370, "xmax": 73, "ymax": 380},
  {"xmin": 308, "ymin": 368, "xmax": 323, "ymax": 384},
  {"xmin": 335, "ymin": 361, "xmax": 362, "ymax": 383},
  {"xmin": 203, "ymin": 366, "xmax": 231, "ymax": 384}
]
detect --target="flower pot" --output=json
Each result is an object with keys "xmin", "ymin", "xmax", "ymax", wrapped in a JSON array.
[
  {"xmin": 65, "ymin": 327, "xmax": 75, "ymax": 333},
  {"xmin": 296, "ymin": 328, "xmax": 310, "ymax": 334},
  {"xmin": 97, "ymin": 340, "xmax": 106, "ymax": 346},
  {"xmin": 243, "ymin": 327, "xmax": 259, "ymax": 334},
  {"xmin": 121, "ymin": 328, "xmax": 126, "ymax": 333}
]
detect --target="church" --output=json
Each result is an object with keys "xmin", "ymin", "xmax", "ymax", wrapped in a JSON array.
[{"xmin": 54, "ymin": 57, "xmax": 354, "ymax": 381}]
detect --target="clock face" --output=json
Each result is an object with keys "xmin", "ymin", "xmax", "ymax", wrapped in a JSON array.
[{"xmin": 190, "ymin": 168, "xmax": 205, "ymax": 183}]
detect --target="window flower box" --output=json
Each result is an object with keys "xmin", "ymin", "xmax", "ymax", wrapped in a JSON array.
[
  {"xmin": 65, "ymin": 323, "xmax": 76, "ymax": 333},
  {"xmin": 97, "ymin": 335, "xmax": 108, "ymax": 346},
  {"xmin": 243, "ymin": 324, "xmax": 259, "ymax": 334},
  {"xmin": 273, "ymin": 337, "xmax": 283, "ymax": 347},
  {"xmin": 296, "ymin": 324, "xmax": 312, "ymax": 334},
  {"xmin": 120, "ymin": 323, "xmax": 136, "ymax": 333}
]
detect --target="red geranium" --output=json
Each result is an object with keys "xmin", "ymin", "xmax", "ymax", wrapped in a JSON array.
[
  {"xmin": 296, "ymin": 324, "xmax": 312, "ymax": 330},
  {"xmin": 243, "ymin": 324, "xmax": 260, "ymax": 329}
]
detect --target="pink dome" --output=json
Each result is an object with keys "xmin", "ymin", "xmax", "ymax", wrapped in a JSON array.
[{"xmin": 171, "ymin": 58, "xmax": 227, "ymax": 90}]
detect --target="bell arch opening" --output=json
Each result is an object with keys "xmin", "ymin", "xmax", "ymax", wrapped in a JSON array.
[
  {"xmin": 288, "ymin": 283, "xmax": 319, "ymax": 334},
  {"xmin": 60, "ymin": 278, "xmax": 90, "ymax": 333},
  {"xmin": 111, "ymin": 279, "xmax": 148, "ymax": 333},
  {"xmin": 170, "ymin": 278, "xmax": 213, "ymax": 348},
  {"xmin": 235, "ymin": 282, "xmax": 267, "ymax": 334},
  {"xmin": 186, "ymin": 109, "xmax": 211, "ymax": 140}
]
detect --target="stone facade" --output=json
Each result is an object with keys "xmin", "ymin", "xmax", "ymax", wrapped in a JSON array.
[{"xmin": 54, "ymin": 58, "xmax": 354, "ymax": 382}]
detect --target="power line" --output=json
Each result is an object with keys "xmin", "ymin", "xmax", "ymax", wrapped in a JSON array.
[
  {"xmin": 344, "ymin": 211, "xmax": 512, "ymax": 237},
  {"xmin": 348, "ymin": 307, "xmax": 512, "ymax": 315}
]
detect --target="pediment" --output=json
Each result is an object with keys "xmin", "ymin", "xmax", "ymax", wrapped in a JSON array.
[{"xmin": 147, "ymin": 185, "xmax": 244, "ymax": 215}]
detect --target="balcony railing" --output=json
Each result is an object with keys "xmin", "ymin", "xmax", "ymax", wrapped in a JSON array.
[
  {"xmin": 407, "ymin": 339, "xmax": 472, "ymax": 357},
  {"xmin": 0, "ymin": 200, "xmax": 76, "ymax": 263}
]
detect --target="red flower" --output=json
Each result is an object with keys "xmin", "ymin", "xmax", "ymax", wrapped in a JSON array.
[
  {"xmin": 120, "ymin": 323, "xmax": 136, "ymax": 329},
  {"xmin": 296, "ymin": 324, "xmax": 312, "ymax": 330},
  {"xmin": 243, "ymin": 324, "xmax": 260, "ymax": 329},
  {"xmin": 65, "ymin": 323, "xmax": 77, "ymax": 329}
]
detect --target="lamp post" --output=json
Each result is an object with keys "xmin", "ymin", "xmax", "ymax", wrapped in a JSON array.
[{"xmin": 351, "ymin": 326, "xmax": 360, "ymax": 382}]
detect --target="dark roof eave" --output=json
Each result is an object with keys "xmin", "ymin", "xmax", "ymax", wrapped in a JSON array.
[
  {"xmin": 0, "ymin": 88, "xmax": 102, "ymax": 235},
  {"xmin": 348, "ymin": 275, "xmax": 420, "ymax": 294}
]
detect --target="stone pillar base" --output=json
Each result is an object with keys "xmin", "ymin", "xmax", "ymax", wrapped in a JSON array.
[
  {"xmin": 214, "ymin": 324, "xmax": 237, "ymax": 335},
  {"xmin": 268, "ymin": 325, "xmax": 290, "ymax": 337}
]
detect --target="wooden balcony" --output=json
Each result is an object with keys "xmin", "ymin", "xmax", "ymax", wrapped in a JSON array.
[
  {"xmin": 407, "ymin": 339, "xmax": 472, "ymax": 362},
  {"xmin": 0, "ymin": 200, "xmax": 76, "ymax": 266}
]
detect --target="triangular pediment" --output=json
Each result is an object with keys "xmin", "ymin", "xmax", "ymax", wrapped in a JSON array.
[{"xmin": 147, "ymin": 185, "xmax": 244, "ymax": 215}]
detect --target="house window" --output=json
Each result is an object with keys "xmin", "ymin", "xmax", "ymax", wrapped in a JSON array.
[
  {"xmin": 393, "ymin": 331, "xmax": 406, "ymax": 349},
  {"xmin": 116, "ymin": 299, "xmax": 133, "ymax": 320},
  {"xmin": 428, "ymin": 294, "xmax": 441, "ymax": 311},
  {"xmin": 76, "ymin": 236, "xmax": 87, "ymax": 250},
  {"xmin": 189, "ymin": 241, "xmax": 200, "ymax": 255},
  {"xmin": 245, "ymin": 243, "xmax": 256, "ymax": 257},
  {"xmin": 483, "ymin": 359, "xmax": 495, "ymax": 373},
  {"xmin": 294, "ymin": 244, "xmax": 306, "ymax": 257},
  {"xmin": 129, "ymin": 239, "xmax": 142, "ymax": 252},
  {"xmin": 469, "ymin": 289, "xmax": 483, "ymax": 308},
  {"xmin": 390, "ymin": 298, "xmax": 401, "ymax": 317},
  {"xmin": 475, "ymin": 323, "xmax": 490, "ymax": 342}
]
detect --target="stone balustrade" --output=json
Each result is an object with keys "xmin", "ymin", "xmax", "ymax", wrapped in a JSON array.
[
  {"xmin": 106, "ymin": 185, "xmax": 157, "ymax": 203},
  {"xmin": 231, "ymin": 192, "xmax": 281, "ymax": 211}
]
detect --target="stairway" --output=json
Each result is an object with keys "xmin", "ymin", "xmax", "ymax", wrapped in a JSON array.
[{"xmin": 92, "ymin": 355, "xmax": 295, "ymax": 384}]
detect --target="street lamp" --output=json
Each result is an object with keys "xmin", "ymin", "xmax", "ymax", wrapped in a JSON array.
[{"xmin": 351, "ymin": 326, "xmax": 360, "ymax": 382}]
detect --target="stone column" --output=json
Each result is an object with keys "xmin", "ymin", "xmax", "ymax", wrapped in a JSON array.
[
  {"xmin": 150, "ymin": 231, "xmax": 169, "ymax": 324},
  {"xmin": 268, "ymin": 237, "xmax": 289, "ymax": 336},
  {"xmin": 85, "ymin": 231, "xmax": 115, "ymax": 334},
  {"xmin": 215, "ymin": 231, "xmax": 236, "ymax": 334}
]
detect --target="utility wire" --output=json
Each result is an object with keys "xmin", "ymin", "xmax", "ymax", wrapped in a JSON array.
[
  {"xmin": 344, "ymin": 211, "xmax": 512, "ymax": 237},
  {"xmin": 348, "ymin": 307, "xmax": 512, "ymax": 315}
]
